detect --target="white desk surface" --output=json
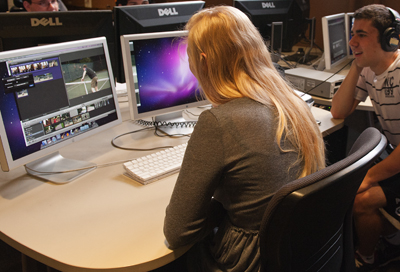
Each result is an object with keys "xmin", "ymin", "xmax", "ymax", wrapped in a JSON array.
[{"xmin": 0, "ymin": 102, "xmax": 343, "ymax": 272}]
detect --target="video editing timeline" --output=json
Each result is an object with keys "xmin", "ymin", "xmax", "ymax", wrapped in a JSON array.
[{"xmin": 0, "ymin": 44, "xmax": 117, "ymax": 161}]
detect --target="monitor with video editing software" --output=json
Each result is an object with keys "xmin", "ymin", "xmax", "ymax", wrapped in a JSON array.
[
  {"xmin": 0, "ymin": 37, "xmax": 122, "ymax": 183},
  {"xmin": 114, "ymin": 1, "xmax": 205, "ymax": 83},
  {"xmin": 233, "ymin": 0, "xmax": 310, "ymax": 52},
  {"xmin": 0, "ymin": 11, "xmax": 116, "ymax": 81},
  {"xmin": 120, "ymin": 31, "xmax": 209, "ymax": 130},
  {"xmin": 320, "ymin": 13, "xmax": 351, "ymax": 71}
]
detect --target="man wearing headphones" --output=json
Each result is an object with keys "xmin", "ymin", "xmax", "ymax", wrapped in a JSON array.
[{"xmin": 331, "ymin": 4, "xmax": 400, "ymax": 271}]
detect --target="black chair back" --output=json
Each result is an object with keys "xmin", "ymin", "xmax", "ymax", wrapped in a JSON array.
[{"xmin": 259, "ymin": 127, "xmax": 387, "ymax": 272}]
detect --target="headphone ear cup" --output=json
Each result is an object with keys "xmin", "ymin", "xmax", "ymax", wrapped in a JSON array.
[
  {"xmin": 382, "ymin": 7, "xmax": 400, "ymax": 52},
  {"xmin": 381, "ymin": 26, "xmax": 399, "ymax": 51}
]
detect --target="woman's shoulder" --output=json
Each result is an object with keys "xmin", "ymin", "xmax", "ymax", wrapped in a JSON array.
[
  {"xmin": 198, "ymin": 97, "xmax": 274, "ymax": 128},
  {"xmin": 210, "ymin": 97, "xmax": 271, "ymax": 116}
]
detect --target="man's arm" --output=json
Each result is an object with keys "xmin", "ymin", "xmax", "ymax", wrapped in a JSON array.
[
  {"xmin": 81, "ymin": 70, "xmax": 86, "ymax": 81},
  {"xmin": 331, "ymin": 61, "xmax": 363, "ymax": 119},
  {"xmin": 358, "ymin": 145, "xmax": 400, "ymax": 194}
]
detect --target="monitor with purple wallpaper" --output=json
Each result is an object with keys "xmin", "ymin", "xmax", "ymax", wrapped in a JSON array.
[{"xmin": 120, "ymin": 31, "xmax": 209, "ymax": 125}]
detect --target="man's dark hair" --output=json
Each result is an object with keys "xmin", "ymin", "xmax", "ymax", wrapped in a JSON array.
[
  {"xmin": 354, "ymin": 4, "xmax": 394, "ymax": 40},
  {"xmin": 116, "ymin": 0, "xmax": 128, "ymax": 5}
]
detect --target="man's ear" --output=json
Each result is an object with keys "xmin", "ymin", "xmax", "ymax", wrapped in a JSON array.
[{"xmin": 23, "ymin": 1, "xmax": 31, "ymax": 11}]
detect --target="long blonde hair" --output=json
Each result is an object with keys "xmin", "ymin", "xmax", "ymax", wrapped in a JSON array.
[{"xmin": 186, "ymin": 6, "xmax": 325, "ymax": 177}]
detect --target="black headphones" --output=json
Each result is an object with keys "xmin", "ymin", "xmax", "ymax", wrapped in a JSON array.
[{"xmin": 381, "ymin": 7, "xmax": 400, "ymax": 52}]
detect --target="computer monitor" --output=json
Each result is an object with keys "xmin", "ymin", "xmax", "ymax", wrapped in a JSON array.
[
  {"xmin": 321, "ymin": 13, "xmax": 349, "ymax": 70},
  {"xmin": 0, "ymin": 37, "xmax": 122, "ymax": 183},
  {"xmin": 233, "ymin": 0, "xmax": 310, "ymax": 52},
  {"xmin": 0, "ymin": 10, "xmax": 116, "ymax": 81},
  {"xmin": 346, "ymin": 12, "xmax": 355, "ymax": 58},
  {"xmin": 120, "ymin": 31, "xmax": 209, "ymax": 126},
  {"xmin": 113, "ymin": 1, "xmax": 205, "ymax": 83},
  {"xmin": 0, "ymin": 0, "xmax": 8, "ymax": 12}
]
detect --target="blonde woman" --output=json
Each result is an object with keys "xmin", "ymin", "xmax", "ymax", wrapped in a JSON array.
[{"xmin": 163, "ymin": 6, "xmax": 325, "ymax": 272}]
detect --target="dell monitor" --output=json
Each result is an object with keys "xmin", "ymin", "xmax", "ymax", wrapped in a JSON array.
[
  {"xmin": 0, "ymin": 37, "xmax": 122, "ymax": 183},
  {"xmin": 0, "ymin": 10, "xmax": 117, "ymax": 81},
  {"xmin": 114, "ymin": 1, "xmax": 205, "ymax": 83},
  {"xmin": 120, "ymin": 31, "xmax": 209, "ymax": 132},
  {"xmin": 233, "ymin": 0, "xmax": 310, "ymax": 52},
  {"xmin": 320, "ymin": 13, "xmax": 350, "ymax": 71}
]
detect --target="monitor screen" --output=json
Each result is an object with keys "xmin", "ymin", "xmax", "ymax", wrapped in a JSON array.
[
  {"xmin": 233, "ymin": 0, "xmax": 310, "ymax": 52},
  {"xmin": 120, "ymin": 31, "xmax": 209, "ymax": 122},
  {"xmin": 346, "ymin": 12, "xmax": 354, "ymax": 58},
  {"xmin": 113, "ymin": 1, "xmax": 205, "ymax": 83},
  {"xmin": 0, "ymin": 37, "xmax": 122, "ymax": 183},
  {"xmin": 321, "ymin": 13, "xmax": 349, "ymax": 70},
  {"xmin": 0, "ymin": 11, "xmax": 116, "ymax": 81}
]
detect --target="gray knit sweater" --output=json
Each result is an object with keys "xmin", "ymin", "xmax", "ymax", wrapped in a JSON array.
[{"xmin": 164, "ymin": 97, "xmax": 302, "ymax": 272}]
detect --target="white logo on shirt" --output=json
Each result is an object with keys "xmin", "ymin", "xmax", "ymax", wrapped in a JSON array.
[{"xmin": 384, "ymin": 76, "xmax": 395, "ymax": 97}]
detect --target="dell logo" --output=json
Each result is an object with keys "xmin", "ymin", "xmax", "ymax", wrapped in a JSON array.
[
  {"xmin": 261, "ymin": 2, "xmax": 276, "ymax": 8},
  {"xmin": 158, "ymin": 8, "xmax": 179, "ymax": 16},
  {"xmin": 31, "ymin": 17, "xmax": 63, "ymax": 27}
]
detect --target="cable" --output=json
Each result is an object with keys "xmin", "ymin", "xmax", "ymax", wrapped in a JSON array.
[
  {"xmin": 153, "ymin": 126, "xmax": 192, "ymax": 138},
  {"xmin": 301, "ymin": 59, "xmax": 354, "ymax": 96},
  {"xmin": 135, "ymin": 118, "xmax": 197, "ymax": 128},
  {"xmin": 111, "ymin": 127, "xmax": 176, "ymax": 151},
  {"xmin": 25, "ymin": 164, "xmax": 97, "ymax": 175},
  {"xmin": 184, "ymin": 108, "xmax": 201, "ymax": 117}
]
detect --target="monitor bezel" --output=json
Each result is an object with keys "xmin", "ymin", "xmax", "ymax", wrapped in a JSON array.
[
  {"xmin": 321, "ymin": 13, "xmax": 349, "ymax": 71},
  {"xmin": 0, "ymin": 37, "xmax": 122, "ymax": 172},
  {"xmin": 120, "ymin": 30, "xmax": 209, "ymax": 121}
]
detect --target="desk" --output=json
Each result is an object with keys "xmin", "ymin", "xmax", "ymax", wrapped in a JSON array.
[
  {"xmin": 312, "ymin": 106, "xmax": 344, "ymax": 136},
  {"xmin": 0, "ymin": 104, "xmax": 342, "ymax": 272},
  {"xmin": 313, "ymin": 95, "xmax": 374, "ymax": 112}
]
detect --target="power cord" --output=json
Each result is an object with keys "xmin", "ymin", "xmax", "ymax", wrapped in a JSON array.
[{"xmin": 111, "ymin": 127, "xmax": 177, "ymax": 151}]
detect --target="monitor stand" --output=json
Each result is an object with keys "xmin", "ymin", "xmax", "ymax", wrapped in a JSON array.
[
  {"xmin": 25, "ymin": 152, "xmax": 97, "ymax": 184},
  {"xmin": 154, "ymin": 111, "xmax": 197, "ymax": 136},
  {"xmin": 154, "ymin": 105, "xmax": 212, "ymax": 136}
]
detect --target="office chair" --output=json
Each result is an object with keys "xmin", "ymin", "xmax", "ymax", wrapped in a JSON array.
[{"xmin": 259, "ymin": 127, "xmax": 387, "ymax": 272}]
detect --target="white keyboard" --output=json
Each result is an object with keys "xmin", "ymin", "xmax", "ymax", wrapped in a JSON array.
[{"xmin": 123, "ymin": 143, "xmax": 187, "ymax": 185}]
